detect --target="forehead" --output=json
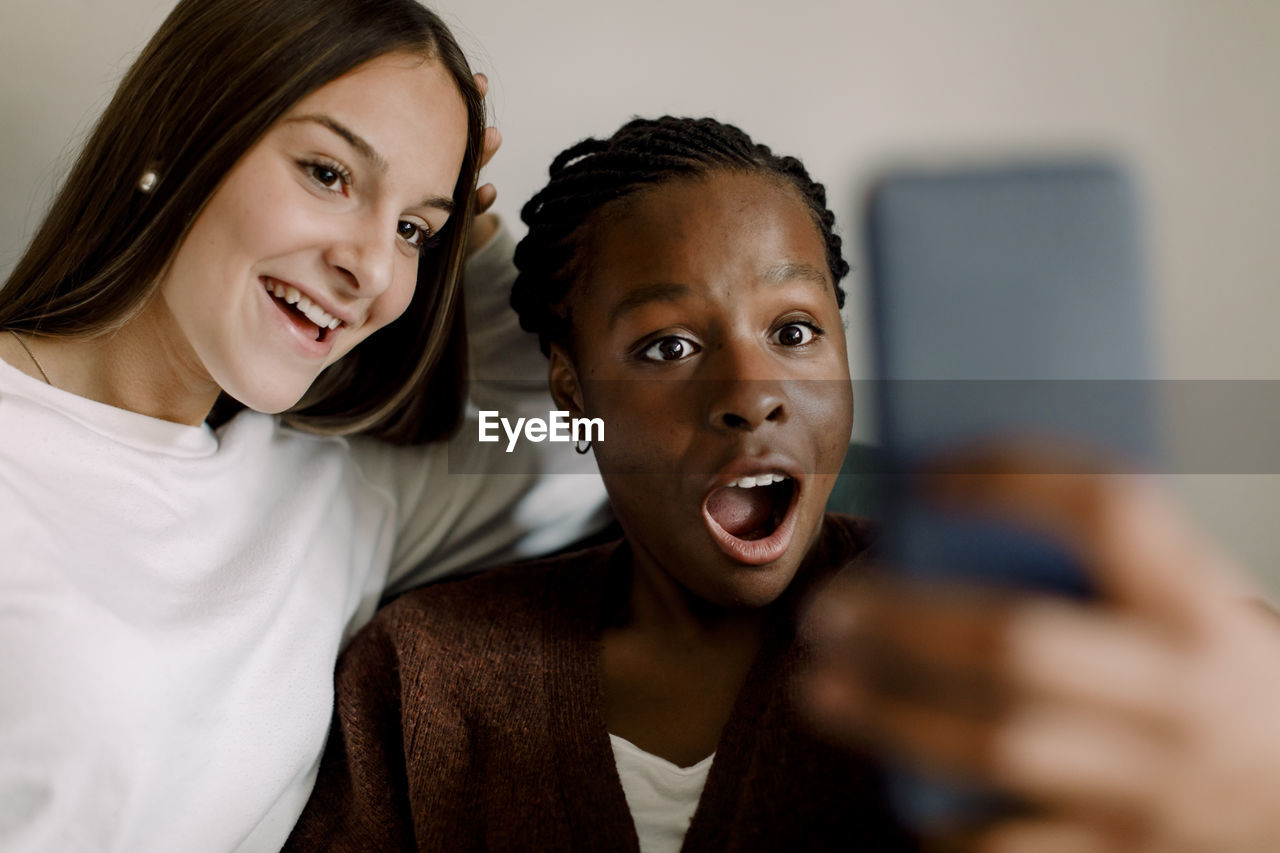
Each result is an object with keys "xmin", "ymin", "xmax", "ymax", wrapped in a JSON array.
[
  {"xmin": 580, "ymin": 171, "xmax": 831, "ymax": 308},
  {"xmin": 280, "ymin": 52, "xmax": 468, "ymax": 197}
]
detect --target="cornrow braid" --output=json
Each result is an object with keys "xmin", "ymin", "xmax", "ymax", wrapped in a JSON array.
[{"xmin": 511, "ymin": 116, "xmax": 849, "ymax": 357}]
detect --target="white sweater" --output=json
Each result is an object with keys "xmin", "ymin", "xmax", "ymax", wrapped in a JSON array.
[{"xmin": 0, "ymin": 226, "xmax": 608, "ymax": 852}]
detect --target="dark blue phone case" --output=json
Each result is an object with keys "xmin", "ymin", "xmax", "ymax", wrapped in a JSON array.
[{"xmin": 863, "ymin": 160, "xmax": 1157, "ymax": 831}]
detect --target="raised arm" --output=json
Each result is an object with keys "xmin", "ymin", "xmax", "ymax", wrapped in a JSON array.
[{"xmin": 345, "ymin": 216, "xmax": 609, "ymax": 609}]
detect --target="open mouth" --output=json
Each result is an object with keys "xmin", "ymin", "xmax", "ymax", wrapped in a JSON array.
[
  {"xmin": 702, "ymin": 472, "xmax": 800, "ymax": 565},
  {"xmin": 263, "ymin": 278, "xmax": 342, "ymax": 343},
  {"xmin": 706, "ymin": 473, "xmax": 795, "ymax": 540}
]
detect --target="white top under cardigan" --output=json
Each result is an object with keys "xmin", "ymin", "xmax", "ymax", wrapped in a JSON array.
[
  {"xmin": 609, "ymin": 735, "xmax": 714, "ymax": 853},
  {"xmin": 0, "ymin": 225, "xmax": 609, "ymax": 853}
]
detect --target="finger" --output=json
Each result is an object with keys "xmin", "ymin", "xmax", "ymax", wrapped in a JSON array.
[
  {"xmin": 850, "ymin": 586, "xmax": 1185, "ymax": 727},
  {"xmin": 473, "ymin": 71, "xmax": 488, "ymax": 98},
  {"xmin": 806, "ymin": 657, "xmax": 1168, "ymax": 821},
  {"xmin": 810, "ymin": 572, "xmax": 1011, "ymax": 655},
  {"xmin": 479, "ymin": 125, "xmax": 502, "ymax": 171},
  {"xmin": 805, "ymin": 584, "xmax": 1174, "ymax": 814},
  {"xmin": 466, "ymin": 213, "xmax": 499, "ymax": 256},
  {"xmin": 475, "ymin": 183, "xmax": 497, "ymax": 215},
  {"xmin": 814, "ymin": 577, "xmax": 1008, "ymax": 667},
  {"xmin": 805, "ymin": 655, "xmax": 999, "ymax": 778},
  {"xmin": 803, "ymin": 575, "xmax": 1011, "ymax": 746},
  {"xmin": 800, "ymin": 663, "xmax": 870, "ymax": 750},
  {"xmin": 827, "ymin": 583, "xmax": 1185, "ymax": 729},
  {"xmin": 1003, "ymin": 597, "xmax": 1183, "ymax": 728},
  {"xmin": 986, "ymin": 702, "xmax": 1165, "ymax": 817},
  {"xmin": 969, "ymin": 818, "xmax": 1130, "ymax": 853},
  {"xmin": 837, "ymin": 582, "xmax": 1015, "ymax": 714}
]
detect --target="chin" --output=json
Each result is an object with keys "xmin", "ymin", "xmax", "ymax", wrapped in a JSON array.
[
  {"xmin": 219, "ymin": 378, "xmax": 312, "ymax": 416},
  {"xmin": 697, "ymin": 555, "xmax": 804, "ymax": 611}
]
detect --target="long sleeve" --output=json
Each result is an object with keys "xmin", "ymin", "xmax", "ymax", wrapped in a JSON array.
[
  {"xmin": 284, "ymin": 617, "xmax": 442, "ymax": 852},
  {"xmin": 346, "ymin": 219, "xmax": 610, "ymax": 603},
  {"xmin": 290, "ymin": 557, "xmax": 605, "ymax": 852},
  {"xmin": 287, "ymin": 580, "xmax": 531, "ymax": 853},
  {"xmin": 462, "ymin": 215, "xmax": 559, "ymax": 398}
]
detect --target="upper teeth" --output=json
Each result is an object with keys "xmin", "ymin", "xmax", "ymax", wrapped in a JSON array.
[
  {"xmin": 268, "ymin": 281, "xmax": 342, "ymax": 330},
  {"xmin": 728, "ymin": 473, "xmax": 789, "ymax": 488}
]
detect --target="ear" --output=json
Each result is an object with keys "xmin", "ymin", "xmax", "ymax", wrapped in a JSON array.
[{"xmin": 548, "ymin": 344, "xmax": 585, "ymax": 418}]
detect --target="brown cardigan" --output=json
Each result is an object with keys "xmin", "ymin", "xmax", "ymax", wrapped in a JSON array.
[{"xmin": 286, "ymin": 514, "xmax": 918, "ymax": 852}]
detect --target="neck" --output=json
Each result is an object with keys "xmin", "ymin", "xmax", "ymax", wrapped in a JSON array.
[
  {"xmin": 600, "ymin": 546, "xmax": 771, "ymax": 765},
  {"xmin": 620, "ymin": 550, "xmax": 769, "ymax": 646},
  {"xmin": 14, "ymin": 298, "xmax": 220, "ymax": 426}
]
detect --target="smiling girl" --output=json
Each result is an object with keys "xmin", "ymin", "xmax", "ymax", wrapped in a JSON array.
[
  {"xmin": 0, "ymin": 1, "xmax": 605, "ymax": 849},
  {"xmin": 287, "ymin": 117, "xmax": 917, "ymax": 851}
]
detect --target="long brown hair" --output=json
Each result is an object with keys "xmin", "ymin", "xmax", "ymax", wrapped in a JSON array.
[{"xmin": 0, "ymin": 0, "xmax": 484, "ymax": 443}]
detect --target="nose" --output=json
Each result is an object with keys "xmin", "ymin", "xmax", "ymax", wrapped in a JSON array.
[
  {"xmin": 704, "ymin": 342, "xmax": 789, "ymax": 432},
  {"xmin": 323, "ymin": 211, "xmax": 397, "ymax": 297}
]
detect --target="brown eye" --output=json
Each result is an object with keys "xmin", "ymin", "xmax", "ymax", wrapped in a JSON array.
[
  {"xmin": 773, "ymin": 323, "xmax": 818, "ymax": 347},
  {"xmin": 397, "ymin": 220, "xmax": 428, "ymax": 247},
  {"xmin": 640, "ymin": 335, "xmax": 700, "ymax": 362},
  {"xmin": 301, "ymin": 160, "xmax": 351, "ymax": 192}
]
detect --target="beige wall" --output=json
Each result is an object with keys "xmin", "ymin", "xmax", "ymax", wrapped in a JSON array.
[{"xmin": 3, "ymin": 0, "xmax": 1278, "ymax": 584}]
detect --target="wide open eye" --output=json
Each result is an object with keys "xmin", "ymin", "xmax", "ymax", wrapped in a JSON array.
[
  {"xmin": 772, "ymin": 322, "xmax": 820, "ymax": 347},
  {"xmin": 640, "ymin": 335, "xmax": 701, "ymax": 363}
]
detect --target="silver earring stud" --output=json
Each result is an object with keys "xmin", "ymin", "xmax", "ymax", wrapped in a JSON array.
[{"xmin": 138, "ymin": 171, "xmax": 158, "ymax": 193}]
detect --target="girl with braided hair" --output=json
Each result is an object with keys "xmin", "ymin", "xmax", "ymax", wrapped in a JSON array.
[{"xmin": 289, "ymin": 116, "xmax": 917, "ymax": 852}]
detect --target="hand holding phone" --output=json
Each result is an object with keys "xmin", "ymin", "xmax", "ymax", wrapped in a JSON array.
[{"xmin": 864, "ymin": 160, "xmax": 1158, "ymax": 829}]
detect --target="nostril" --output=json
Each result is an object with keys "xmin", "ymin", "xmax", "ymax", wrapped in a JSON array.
[
  {"xmin": 334, "ymin": 264, "xmax": 359, "ymax": 289},
  {"xmin": 716, "ymin": 401, "xmax": 786, "ymax": 431}
]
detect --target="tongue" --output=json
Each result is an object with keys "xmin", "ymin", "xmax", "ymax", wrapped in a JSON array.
[{"xmin": 706, "ymin": 486, "xmax": 773, "ymax": 538}]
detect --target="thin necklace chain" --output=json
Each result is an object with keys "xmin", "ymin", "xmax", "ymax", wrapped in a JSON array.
[{"xmin": 8, "ymin": 330, "xmax": 51, "ymax": 385}]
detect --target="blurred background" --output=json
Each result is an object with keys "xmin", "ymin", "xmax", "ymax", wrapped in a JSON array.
[{"xmin": 2, "ymin": 0, "xmax": 1278, "ymax": 585}]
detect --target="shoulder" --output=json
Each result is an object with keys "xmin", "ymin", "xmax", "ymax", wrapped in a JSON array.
[
  {"xmin": 353, "ymin": 539, "xmax": 621, "ymax": 663},
  {"xmin": 248, "ymin": 414, "xmax": 350, "ymax": 458}
]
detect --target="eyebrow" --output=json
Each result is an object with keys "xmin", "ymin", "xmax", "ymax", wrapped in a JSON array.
[
  {"xmin": 287, "ymin": 113, "xmax": 456, "ymax": 214},
  {"xmin": 606, "ymin": 263, "xmax": 834, "ymax": 328},
  {"xmin": 763, "ymin": 262, "xmax": 832, "ymax": 290}
]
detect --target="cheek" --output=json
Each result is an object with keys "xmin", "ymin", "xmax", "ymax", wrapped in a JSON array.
[
  {"xmin": 797, "ymin": 382, "xmax": 854, "ymax": 471},
  {"xmin": 164, "ymin": 175, "xmax": 291, "ymax": 306},
  {"xmin": 161, "ymin": 219, "xmax": 239, "ymax": 320},
  {"xmin": 202, "ymin": 158, "xmax": 295, "ymax": 264},
  {"xmin": 583, "ymin": 380, "xmax": 696, "ymax": 475},
  {"xmin": 590, "ymin": 417, "xmax": 670, "ymax": 477}
]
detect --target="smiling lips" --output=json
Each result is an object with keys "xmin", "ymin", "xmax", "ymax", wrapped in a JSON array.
[
  {"xmin": 702, "ymin": 471, "xmax": 800, "ymax": 565},
  {"xmin": 263, "ymin": 277, "xmax": 344, "ymax": 342}
]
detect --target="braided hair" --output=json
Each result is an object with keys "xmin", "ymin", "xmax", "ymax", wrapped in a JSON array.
[{"xmin": 511, "ymin": 116, "xmax": 849, "ymax": 357}]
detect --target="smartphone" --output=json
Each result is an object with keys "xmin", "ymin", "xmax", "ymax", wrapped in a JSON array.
[{"xmin": 863, "ymin": 160, "xmax": 1158, "ymax": 828}]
